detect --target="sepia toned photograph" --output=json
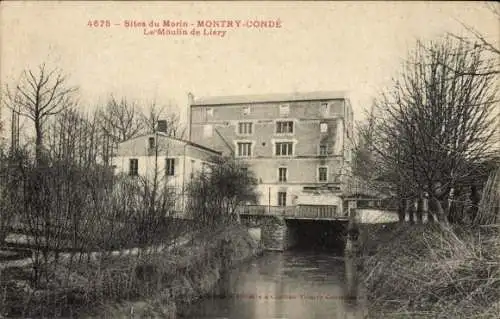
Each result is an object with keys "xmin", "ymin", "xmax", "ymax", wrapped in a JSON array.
[{"xmin": 0, "ymin": 1, "xmax": 499, "ymax": 318}]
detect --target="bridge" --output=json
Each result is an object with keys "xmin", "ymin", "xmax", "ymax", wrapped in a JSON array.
[
  {"xmin": 239, "ymin": 204, "xmax": 349, "ymax": 221},
  {"xmin": 239, "ymin": 177, "xmax": 397, "ymax": 252},
  {"xmin": 239, "ymin": 204, "xmax": 364, "ymax": 253},
  {"xmin": 240, "ymin": 205, "xmax": 399, "ymax": 253}
]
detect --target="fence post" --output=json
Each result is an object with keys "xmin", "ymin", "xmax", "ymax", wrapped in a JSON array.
[{"xmin": 345, "ymin": 208, "xmax": 360, "ymax": 257}]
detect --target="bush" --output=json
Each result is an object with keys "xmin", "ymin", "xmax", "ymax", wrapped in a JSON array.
[
  {"xmin": 186, "ymin": 156, "xmax": 258, "ymax": 225},
  {"xmin": 363, "ymin": 223, "xmax": 500, "ymax": 318}
]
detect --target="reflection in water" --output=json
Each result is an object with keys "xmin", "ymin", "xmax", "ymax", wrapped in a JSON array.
[{"xmin": 180, "ymin": 251, "xmax": 366, "ymax": 319}]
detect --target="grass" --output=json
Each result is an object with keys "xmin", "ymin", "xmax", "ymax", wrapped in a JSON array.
[
  {"xmin": 0, "ymin": 223, "xmax": 261, "ymax": 318},
  {"xmin": 362, "ymin": 223, "xmax": 500, "ymax": 318}
]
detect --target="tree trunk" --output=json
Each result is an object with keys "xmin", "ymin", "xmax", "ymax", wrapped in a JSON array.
[
  {"xmin": 432, "ymin": 196, "xmax": 449, "ymax": 226},
  {"xmin": 403, "ymin": 198, "xmax": 412, "ymax": 223},
  {"xmin": 35, "ymin": 119, "xmax": 44, "ymax": 166},
  {"xmin": 409, "ymin": 198, "xmax": 416, "ymax": 224},
  {"xmin": 397, "ymin": 197, "xmax": 405, "ymax": 222},
  {"xmin": 422, "ymin": 193, "xmax": 429, "ymax": 223},
  {"xmin": 416, "ymin": 195, "xmax": 423, "ymax": 224},
  {"xmin": 469, "ymin": 185, "xmax": 480, "ymax": 223}
]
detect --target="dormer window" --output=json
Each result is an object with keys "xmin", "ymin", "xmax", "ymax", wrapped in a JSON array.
[
  {"xmin": 279, "ymin": 104, "xmax": 290, "ymax": 116},
  {"xmin": 321, "ymin": 102, "xmax": 330, "ymax": 117}
]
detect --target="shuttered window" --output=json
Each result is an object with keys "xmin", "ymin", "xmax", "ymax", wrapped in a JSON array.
[
  {"xmin": 166, "ymin": 158, "xmax": 175, "ymax": 176},
  {"xmin": 129, "ymin": 158, "xmax": 138, "ymax": 176}
]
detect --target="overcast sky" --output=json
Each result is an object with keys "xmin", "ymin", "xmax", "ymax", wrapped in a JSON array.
[{"xmin": 1, "ymin": 1, "xmax": 498, "ymax": 132}]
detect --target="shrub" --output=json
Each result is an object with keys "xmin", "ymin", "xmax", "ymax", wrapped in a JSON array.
[{"xmin": 363, "ymin": 223, "xmax": 500, "ymax": 318}]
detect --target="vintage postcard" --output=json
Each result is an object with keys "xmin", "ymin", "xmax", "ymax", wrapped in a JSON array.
[{"xmin": 1, "ymin": 1, "xmax": 499, "ymax": 318}]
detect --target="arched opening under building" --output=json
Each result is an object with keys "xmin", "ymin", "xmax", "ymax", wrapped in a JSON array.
[{"xmin": 286, "ymin": 219, "xmax": 348, "ymax": 253}]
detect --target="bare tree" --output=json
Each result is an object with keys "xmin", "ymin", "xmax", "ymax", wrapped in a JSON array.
[
  {"xmin": 99, "ymin": 96, "xmax": 144, "ymax": 142},
  {"xmin": 447, "ymin": 3, "xmax": 499, "ymax": 76},
  {"xmin": 352, "ymin": 106, "xmax": 379, "ymax": 181},
  {"xmin": 3, "ymin": 63, "xmax": 77, "ymax": 166},
  {"xmin": 370, "ymin": 37, "xmax": 497, "ymax": 225},
  {"xmin": 46, "ymin": 109, "xmax": 103, "ymax": 166},
  {"xmin": 140, "ymin": 99, "xmax": 186, "ymax": 138},
  {"xmin": 187, "ymin": 156, "xmax": 259, "ymax": 225},
  {"xmin": 98, "ymin": 96, "xmax": 143, "ymax": 165}
]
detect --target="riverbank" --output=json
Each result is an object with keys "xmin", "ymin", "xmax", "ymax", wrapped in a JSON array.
[
  {"xmin": 0, "ymin": 224, "xmax": 262, "ymax": 318},
  {"xmin": 361, "ymin": 223, "xmax": 500, "ymax": 318}
]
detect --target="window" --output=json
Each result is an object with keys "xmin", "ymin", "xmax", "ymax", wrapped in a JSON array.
[
  {"xmin": 203, "ymin": 124, "xmax": 213, "ymax": 137},
  {"xmin": 276, "ymin": 121, "xmax": 293, "ymax": 134},
  {"xmin": 318, "ymin": 167, "xmax": 328, "ymax": 182},
  {"xmin": 149, "ymin": 137, "xmax": 155, "ymax": 149},
  {"xmin": 278, "ymin": 192, "xmax": 287, "ymax": 207},
  {"xmin": 278, "ymin": 167, "xmax": 287, "ymax": 182},
  {"xmin": 243, "ymin": 106, "xmax": 251, "ymax": 115},
  {"xmin": 129, "ymin": 158, "xmax": 138, "ymax": 176},
  {"xmin": 237, "ymin": 142, "xmax": 252, "ymax": 157},
  {"xmin": 206, "ymin": 107, "xmax": 213, "ymax": 117},
  {"xmin": 238, "ymin": 122, "xmax": 253, "ymax": 135},
  {"xmin": 320, "ymin": 123, "xmax": 328, "ymax": 133},
  {"xmin": 321, "ymin": 102, "xmax": 330, "ymax": 116},
  {"xmin": 275, "ymin": 142, "xmax": 293, "ymax": 156},
  {"xmin": 279, "ymin": 104, "xmax": 290, "ymax": 116},
  {"xmin": 241, "ymin": 167, "xmax": 248, "ymax": 175},
  {"xmin": 165, "ymin": 158, "xmax": 175, "ymax": 176},
  {"xmin": 319, "ymin": 145, "xmax": 328, "ymax": 156}
]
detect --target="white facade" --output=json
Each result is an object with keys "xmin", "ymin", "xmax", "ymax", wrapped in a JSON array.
[{"xmin": 112, "ymin": 133, "xmax": 221, "ymax": 216}]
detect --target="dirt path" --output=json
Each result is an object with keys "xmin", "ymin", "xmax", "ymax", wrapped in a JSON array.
[{"xmin": 0, "ymin": 234, "xmax": 192, "ymax": 270}]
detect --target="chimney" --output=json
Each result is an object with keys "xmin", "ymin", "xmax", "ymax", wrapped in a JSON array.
[
  {"xmin": 187, "ymin": 92, "xmax": 195, "ymax": 105},
  {"xmin": 157, "ymin": 120, "xmax": 167, "ymax": 133}
]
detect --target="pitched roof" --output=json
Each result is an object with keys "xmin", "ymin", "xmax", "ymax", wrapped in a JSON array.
[
  {"xmin": 117, "ymin": 132, "xmax": 222, "ymax": 155},
  {"xmin": 156, "ymin": 132, "xmax": 222, "ymax": 155},
  {"xmin": 191, "ymin": 91, "xmax": 348, "ymax": 106}
]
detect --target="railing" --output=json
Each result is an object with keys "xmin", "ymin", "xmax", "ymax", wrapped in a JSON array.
[
  {"xmin": 294, "ymin": 205, "xmax": 342, "ymax": 219},
  {"xmin": 239, "ymin": 205, "xmax": 294, "ymax": 216},
  {"xmin": 239, "ymin": 205, "xmax": 345, "ymax": 220}
]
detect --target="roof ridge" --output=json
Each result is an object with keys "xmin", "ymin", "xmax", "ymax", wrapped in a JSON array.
[
  {"xmin": 117, "ymin": 132, "xmax": 221, "ymax": 155},
  {"xmin": 156, "ymin": 132, "xmax": 221, "ymax": 154},
  {"xmin": 191, "ymin": 90, "xmax": 348, "ymax": 106}
]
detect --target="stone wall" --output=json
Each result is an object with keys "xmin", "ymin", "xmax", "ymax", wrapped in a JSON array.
[
  {"xmin": 261, "ymin": 217, "xmax": 287, "ymax": 251},
  {"xmin": 241, "ymin": 215, "xmax": 349, "ymax": 252},
  {"xmin": 250, "ymin": 216, "xmax": 299, "ymax": 251}
]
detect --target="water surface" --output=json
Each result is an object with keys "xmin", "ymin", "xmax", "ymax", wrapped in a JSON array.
[{"xmin": 181, "ymin": 250, "xmax": 367, "ymax": 319}]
